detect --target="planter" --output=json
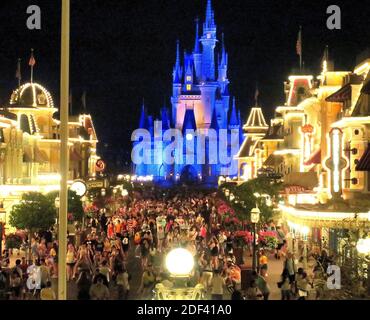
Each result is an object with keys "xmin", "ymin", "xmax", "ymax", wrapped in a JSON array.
[{"xmin": 233, "ymin": 247, "xmax": 244, "ymax": 266}]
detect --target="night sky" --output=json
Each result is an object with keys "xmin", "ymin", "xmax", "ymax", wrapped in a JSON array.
[{"xmin": 0, "ymin": 0, "xmax": 369, "ymax": 173}]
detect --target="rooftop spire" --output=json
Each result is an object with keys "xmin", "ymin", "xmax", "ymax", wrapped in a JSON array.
[
  {"xmin": 229, "ymin": 97, "xmax": 239, "ymax": 127},
  {"xmin": 194, "ymin": 18, "xmax": 201, "ymax": 54},
  {"xmin": 220, "ymin": 32, "xmax": 228, "ymax": 66},
  {"xmin": 139, "ymin": 99, "xmax": 147, "ymax": 129},
  {"xmin": 173, "ymin": 40, "xmax": 182, "ymax": 83},
  {"xmin": 210, "ymin": 107, "xmax": 219, "ymax": 130},
  {"xmin": 205, "ymin": 0, "xmax": 215, "ymax": 29}
]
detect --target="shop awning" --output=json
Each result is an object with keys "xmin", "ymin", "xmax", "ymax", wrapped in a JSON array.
[
  {"xmin": 304, "ymin": 149, "xmax": 321, "ymax": 166},
  {"xmin": 284, "ymin": 172, "xmax": 319, "ymax": 190},
  {"xmin": 34, "ymin": 147, "xmax": 49, "ymax": 163},
  {"xmin": 264, "ymin": 154, "xmax": 284, "ymax": 166},
  {"xmin": 23, "ymin": 147, "xmax": 33, "ymax": 163},
  {"xmin": 70, "ymin": 149, "xmax": 83, "ymax": 162},
  {"xmin": 356, "ymin": 144, "xmax": 370, "ymax": 171},
  {"xmin": 326, "ymin": 84, "xmax": 351, "ymax": 102}
]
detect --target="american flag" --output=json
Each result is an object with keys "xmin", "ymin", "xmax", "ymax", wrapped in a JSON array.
[
  {"xmin": 29, "ymin": 49, "xmax": 36, "ymax": 67},
  {"xmin": 296, "ymin": 28, "xmax": 302, "ymax": 56}
]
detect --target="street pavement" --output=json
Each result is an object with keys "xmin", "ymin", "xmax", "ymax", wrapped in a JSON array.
[{"xmin": 7, "ymin": 246, "xmax": 314, "ymax": 300}]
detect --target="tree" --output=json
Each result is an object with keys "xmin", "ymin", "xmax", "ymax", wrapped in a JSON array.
[
  {"xmin": 220, "ymin": 177, "xmax": 282, "ymax": 224},
  {"xmin": 9, "ymin": 192, "xmax": 56, "ymax": 262},
  {"xmin": 47, "ymin": 190, "xmax": 84, "ymax": 222}
]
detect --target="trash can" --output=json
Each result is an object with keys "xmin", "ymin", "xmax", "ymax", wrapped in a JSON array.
[{"xmin": 240, "ymin": 265, "xmax": 254, "ymax": 290}]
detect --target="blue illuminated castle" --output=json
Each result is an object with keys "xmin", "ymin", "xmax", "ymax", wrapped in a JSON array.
[{"xmin": 133, "ymin": 0, "xmax": 243, "ymax": 185}]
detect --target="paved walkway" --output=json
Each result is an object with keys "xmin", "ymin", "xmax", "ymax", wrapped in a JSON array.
[{"xmin": 4, "ymin": 247, "xmax": 316, "ymax": 300}]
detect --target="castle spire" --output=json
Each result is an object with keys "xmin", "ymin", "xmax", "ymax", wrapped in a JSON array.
[
  {"xmin": 139, "ymin": 99, "xmax": 147, "ymax": 129},
  {"xmin": 194, "ymin": 18, "xmax": 201, "ymax": 54},
  {"xmin": 205, "ymin": 0, "xmax": 215, "ymax": 29},
  {"xmin": 220, "ymin": 32, "xmax": 228, "ymax": 66},
  {"xmin": 229, "ymin": 97, "xmax": 239, "ymax": 127},
  {"xmin": 173, "ymin": 40, "xmax": 182, "ymax": 83}
]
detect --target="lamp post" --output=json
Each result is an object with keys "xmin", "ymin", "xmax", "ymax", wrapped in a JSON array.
[
  {"xmin": 54, "ymin": 197, "xmax": 60, "ymax": 239},
  {"xmin": 251, "ymin": 207, "xmax": 260, "ymax": 272},
  {"xmin": 58, "ymin": 0, "xmax": 70, "ymax": 301}
]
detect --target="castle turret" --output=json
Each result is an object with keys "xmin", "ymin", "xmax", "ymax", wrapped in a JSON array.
[
  {"xmin": 193, "ymin": 18, "xmax": 202, "ymax": 81},
  {"xmin": 172, "ymin": 40, "xmax": 183, "ymax": 125},
  {"xmin": 218, "ymin": 33, "xmax": 229, "ymax": 93},
  {"xmin": 200, "ymin": 0, "xmax": 217, "ymax": 81}
]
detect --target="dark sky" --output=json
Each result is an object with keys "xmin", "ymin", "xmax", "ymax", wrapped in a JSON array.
[{"xmin": 0, "ymin": 0, "xmax": 369, "ymax": 172}]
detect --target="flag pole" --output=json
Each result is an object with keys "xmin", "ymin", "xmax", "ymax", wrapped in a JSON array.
[
  {"xmin": 299, "ymin": 26, "xmax": 303, "ymax": 71},
  {"xmin": 17, "ymin": 59, "xmax": 21, "ymax": 89},
  {"xmin": 30, "ymin": 49, "xmax": 34, "ymax": 83}
]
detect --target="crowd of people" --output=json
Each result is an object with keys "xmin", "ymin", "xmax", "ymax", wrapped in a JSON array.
[{"xmin": 0, "ymin": 187, "xmax": 333, "ymax": 300}]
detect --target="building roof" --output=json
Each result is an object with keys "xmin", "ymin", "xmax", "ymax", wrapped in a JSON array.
[
  {"xmin": 9, "ymin": 83, "xmax": 55, "ymax": 109},
  {"xmin": 263, "ymin": 153, "xmax": 284, "ymax": 166},
  {"xmin": 356, "ymin": 144, "xmax": 370, "ymax": 171},
  {"xmin": 182, "ymin": 108, "xmax": 197, "ymax": 132},
  {"xmin": 262, "ymin": 124, "xmax": 284, "ymax": 140},
  {"xmin": 325, "ymin": 83, "xmax": 352, "ymax": 102},
  {"xmin": 283, "ymin": 172, "xmax": 319, "ymax": 190},
  {"xmin": 235, "ymin": 136, "xmax": 258, "ymax": 158},
  {"xmin": 244, "ymin": 107, "xmax": 268, "ymax": 127},
  {"xmin": 304, "ymin": 149, "xmax": 321, "ymax": 166},
  {"xmin": 0, "ymin": 109, "xmax": 17, "ymax": 121}
]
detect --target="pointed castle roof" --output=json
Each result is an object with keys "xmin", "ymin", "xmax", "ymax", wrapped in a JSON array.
[
  {"xmin": 210, "ymin": 107, "xmax": 219, "ymax": 130},
  {"xmin": 229, "ymin": 98, "xmax": 239, "ymax": 127},
  {"xmin": 138, "ymin": 101, "xmax": 147, "ymax": 129},
  {"xmin": 182, "ymin": 107, "xmax": 197, "ymax": 133}
]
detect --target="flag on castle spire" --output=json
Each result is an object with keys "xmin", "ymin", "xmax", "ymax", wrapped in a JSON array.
[
  {"xmin": 15, "ymin": 58, "xmax": 22, "ymax": 88},
  {"xmin": 296, "ymin": 26, "xmax": 303, "ymax": 70},
  {"xmin": 29, "ymin": 48, "xmax": 36, "ymax": 82}
]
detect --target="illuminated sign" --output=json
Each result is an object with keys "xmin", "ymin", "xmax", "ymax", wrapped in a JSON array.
[
  {"xmin": 95, "ymin": 159, "xmax": 106, "ymax": 172},
  {"xmin": 86, "ymin": 180, "xmax": 105, "ymax": 189}
]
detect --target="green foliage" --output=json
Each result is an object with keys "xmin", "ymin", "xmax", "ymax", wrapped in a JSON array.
[
  {"xmin": 219, "ymin": 177, "xmax": 282, "ymax": 223},
  {"xmin": 47, "ymin": 190, "xmax": 84, "ymax": 222},
  {"xmin": 5, "ymin": 234, "xmax": 22, "ymax": 249},
  {"xmin": 9, "ymin": 192, "xmax": 56, "ymax": 232}
]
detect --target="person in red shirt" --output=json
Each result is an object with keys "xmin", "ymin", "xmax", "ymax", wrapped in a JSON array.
[
  {"xmin": 115, "ymin": 220, "xmax": 122, "ymax": 238},
  {"xmin": 107, "ymin": 222, "xmax": 114, "ymax": 239}
]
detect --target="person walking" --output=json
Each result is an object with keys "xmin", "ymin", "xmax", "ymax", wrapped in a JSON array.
[
  {"xmin": 210, "ymin": 269, "xmax": 224, "ymax": 300},
  {"xmin": 296, "ymin": 271, "xmax": 310, "ymax": 300},
  {"xmin": 89, "ymin": 275, "xmax": 110, "ymax": 300},
  {"xmin": 278, "ymin": 268, "xmax": 292, "ymax": 300},
  {"xmin": 256, "ymin": 272, "xmax": 270, "ymax": 300}
]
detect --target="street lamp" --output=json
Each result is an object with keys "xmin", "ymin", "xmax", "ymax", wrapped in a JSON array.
[
  {"xmin": 251, "ymin": 206, "xmax": 260, "ymax": 272},
  {"xmin": 224, "ymin": 189, "xmax": 230, "ymax": 200},
  {"xmin": 101, "ymin": 188, "xmax": 106, "ymax": 197},
  {"xmin": 54, "ymin": 197, "xmax": 60, "ymax": 236},
  {"xmin": 165, "ymin": 248, "xmax": 194, "ymax": 278},
  {"xmin": 122, "ymin": 189, "xmax": 129, "ymax": 197}
]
